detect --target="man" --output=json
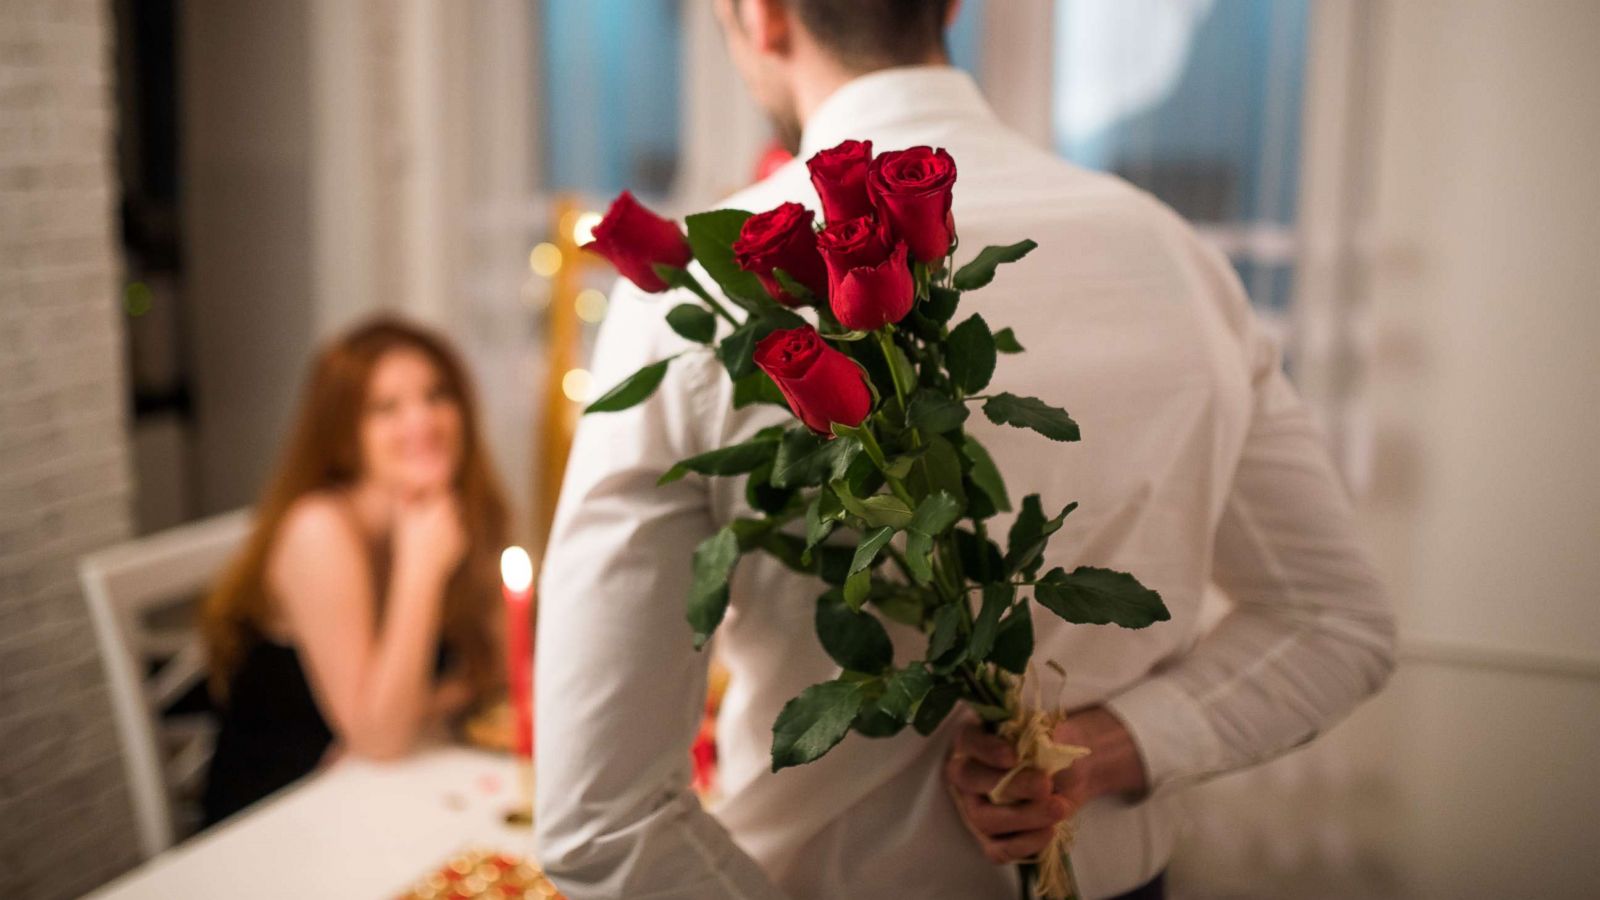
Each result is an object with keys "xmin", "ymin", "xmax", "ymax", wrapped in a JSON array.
[{"xmin": 534, "ymin": 1, "xmax": 1396, "ymax": 897}]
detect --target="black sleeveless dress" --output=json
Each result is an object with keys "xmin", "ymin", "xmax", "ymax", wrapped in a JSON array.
[
  {"xmin": 200, "ymin": 631, "xmax": 455, "ymax": 827},
  {"xmin": 200, "ymin": 636, "xmax": 335, "ymax": 827}
]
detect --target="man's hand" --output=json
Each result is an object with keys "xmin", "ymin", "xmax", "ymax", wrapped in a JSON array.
[{"xmin": 943, "ymin": 707, "xmax": 1149, "ymax": 865}]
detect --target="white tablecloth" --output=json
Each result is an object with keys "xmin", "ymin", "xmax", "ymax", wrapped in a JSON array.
[{"xmin": 87, "ymin": 747, "xmax": 534, "ymax": 899}]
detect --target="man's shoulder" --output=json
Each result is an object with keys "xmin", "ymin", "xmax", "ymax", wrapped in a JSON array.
[{"xmin": 710, "ymin": 157, "xmax": 816, "ymax": 215}]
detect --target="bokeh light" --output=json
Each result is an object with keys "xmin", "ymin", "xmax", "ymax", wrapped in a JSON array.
[
  {"xmin": 570, "ymin": 211, "xmax": 603, "ymax": 246},
  {"xmin": 528, "ymin": 242, "xmax": 563, "ymax": 278},
  {"xmin": 574, "ymin": 288, "xmax": 608, "ymax": 323},
  {"xmin": 123, "ymin": 281, "xmax": 154, "ymax": 317},
  {"xmin": 561, "ymin": 368, "xmax": 594, "ymax": 403}
]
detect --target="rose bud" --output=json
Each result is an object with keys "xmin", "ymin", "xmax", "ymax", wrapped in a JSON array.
[
  {"xmin": 754, "ymin": 325, "xmax": 873, "ymax": 436},
  {"xmin": 806, "ymin": 139, "xmax": 875, "ymax": 223},
  {"xmin": 733, "ymin": 202, "xmax": 829, "ymax": 306},
  {"xmin": 868, "ymin": 146, "xmax": 958, "ymax": 263},
  {"xmin": 581, "ymin": 191, "xmax": 692, "ymax": 293}
]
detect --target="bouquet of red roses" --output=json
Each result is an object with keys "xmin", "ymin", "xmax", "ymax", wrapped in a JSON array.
[{"xmin": 581, "ymin": 141, "xmax": 1167, "ymax": 899}]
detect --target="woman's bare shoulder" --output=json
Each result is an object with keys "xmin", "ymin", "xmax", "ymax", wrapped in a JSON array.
[{"xmin": 271, "ymin": 491, "xmax": 365, "ymax": 568}]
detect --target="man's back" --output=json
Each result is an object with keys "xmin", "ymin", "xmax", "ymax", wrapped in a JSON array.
[{"xmin": 536, "ymin": 67, "xmax": 1392, "ymax": 900}]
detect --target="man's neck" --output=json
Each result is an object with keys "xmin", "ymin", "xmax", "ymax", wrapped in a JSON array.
[{"xmin": 793, "ymin": 55, "xmax": 953, "ymax": 131}]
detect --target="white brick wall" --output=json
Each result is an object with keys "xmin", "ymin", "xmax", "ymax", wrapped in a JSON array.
[{"xmin": 0, "ymin": 0, "xmax": 143, "ymax": 896}]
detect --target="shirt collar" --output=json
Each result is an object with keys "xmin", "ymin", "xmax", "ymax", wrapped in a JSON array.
[{"xmin": 798, "ymin": 65, "xmax": 996, "ymax": 161}]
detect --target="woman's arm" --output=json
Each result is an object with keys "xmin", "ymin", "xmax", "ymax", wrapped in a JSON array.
[{"xmin": 267, "ymin": 492, "xmax": 465, "ymax": 759}]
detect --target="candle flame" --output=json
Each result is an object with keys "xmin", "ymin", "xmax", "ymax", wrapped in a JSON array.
[{"xmin": 501, "ymin": 546, "xmax": 533, "ymax": 593}]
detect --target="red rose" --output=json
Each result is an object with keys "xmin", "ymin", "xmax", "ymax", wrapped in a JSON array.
[
  {"xmin": 733, "ymin": 203, "xmax": 828, "ymax": 306},
  {"xmin": 754, "ymin": 325, "xmax": 873, "ymax": 435},
  {"xmin": 868, "ymin": 146, "xmax": 957, "ymax": 263},
  {"xmin": 581, "ymin": 191, "xmax": 692, "ymax": 293},
  {"xmin": 816, "ymin": 216, "xmax": 891, "ymax": 286},
  {"xmin": 831, "ymin": 242, "xmax": 914, "ymax": 333},
  {"xmin": 817, "ymin": 217, "xmax": 913, "ymax": 331},
  {"xmin": 806, "ymin": 139, "xmax": 874, "ymax": 223}
]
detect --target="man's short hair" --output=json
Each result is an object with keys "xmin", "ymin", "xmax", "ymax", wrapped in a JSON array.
[{"xmin": 788, "ymin": 0, "xmax": 954, "ymax": 69}]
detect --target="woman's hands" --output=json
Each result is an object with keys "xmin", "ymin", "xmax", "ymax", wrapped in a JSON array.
[
  {"xmin": 944, "ymin": 707, "xmax": 1148, "ymax": 866},
  {"xmin": 392, "ymin": 491, "xmax": 466, "ymax": 589}
]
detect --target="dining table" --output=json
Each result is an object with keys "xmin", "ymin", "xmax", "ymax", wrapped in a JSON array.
[{"xmin": 85, "ymin": 746, "xmax": 541, "ymax": 899}]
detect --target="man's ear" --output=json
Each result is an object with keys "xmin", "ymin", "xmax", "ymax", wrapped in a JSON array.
[
  {"xmin": 945, "ymin": 0, "xmax": 964, "ymax": 30},
  {"xmin": 743, "ymin": 0, "xmax": 794, "ymax": 56}
]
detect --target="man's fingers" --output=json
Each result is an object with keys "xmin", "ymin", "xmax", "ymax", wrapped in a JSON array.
[
  {"xmin": 947, "ymin": 757, "xmax": 1053, "ymax": 801},
  {"xmin": 993, "ymin": 827, "xmax": 1058, "ymax": 864},
  {"xmin": 964, "ymin": 793, "xmax": 1069, "ymax": 837},
  {"xmin": 955, "ymin": 723, "xmax": 1018, "ymax": 769}
]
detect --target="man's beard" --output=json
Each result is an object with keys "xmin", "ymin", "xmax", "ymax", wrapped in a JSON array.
[{"xmin": 769, "ymin": 109, "xmax": 803, "ymax": 156}]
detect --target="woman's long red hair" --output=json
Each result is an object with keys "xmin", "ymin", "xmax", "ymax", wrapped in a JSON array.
[{"xmin": 201, "ymin": 317, "xmax": 509, "ymax": 703}]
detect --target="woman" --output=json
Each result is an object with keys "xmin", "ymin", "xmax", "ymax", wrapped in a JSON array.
[{"xmin": 200, "ymin": 317, "xmax": 510, "ymax": 826}]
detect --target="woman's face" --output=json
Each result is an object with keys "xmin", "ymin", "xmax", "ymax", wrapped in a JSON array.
[{"xmin": 359, "ymin": 347, "xmax": 464, "ymax": 497}]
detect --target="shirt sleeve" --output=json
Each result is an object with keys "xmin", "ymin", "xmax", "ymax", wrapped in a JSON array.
[
  {"xmin": 1103, "ymin": 242, "xmax": 1398, "ymax": 796},
  {"xmin": 533, "ymin": 282, "xmax": 789, "ymax": 900}
]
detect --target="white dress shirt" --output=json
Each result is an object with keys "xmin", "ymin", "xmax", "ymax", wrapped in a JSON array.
[{"xmin": 535, "ymin": 67, "xmax": 1395, "ymax": 900}]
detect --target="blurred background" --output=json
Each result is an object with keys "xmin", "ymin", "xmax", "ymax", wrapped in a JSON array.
[{"xmin": 2, "ymin": 1, "xmax": 1598, "ymax": 898}]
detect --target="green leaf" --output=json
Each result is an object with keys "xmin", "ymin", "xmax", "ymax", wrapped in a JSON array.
[
  {"xmin": 885, "ymin": 341, "xmax": 918, "ymax": 401},
  {"xmin": 685, "ymin": 209, "xmax": 765, "ymax": 303},
  {"xmin": 926, "ymin": 604, "xmax": 964, "ymax": 669},
  {"xmin": 813, "ymin": 544, "xmax": 854, "ymax": 586},
  {"xmin": 884, "ymin": 454, "xmax": 917, "ymax": 481},
  {"xmin": 1005, "ymin": 496, "xmax": 1077, "ymax": 578},
  {"xmin": 906, "ymin": 391, "xmax": 969, "ymax": 434},
  {"xmin": 815, "ymin": 590, "xmax": 894, "ymax": 673},
  {"xmin": 1033, "ymin": 566, "xmax": 1171, "ymax": 629},
  {"xmin": 967, "ymin": 583, "xmax": 1014, "ymax": 664},
  {"xmin": 687, "ymin": 528, "xmax": 740, "ymax": 650},
  {"xmin": 585, "ymin": 357, "xmax": 674, "ymax": 414},
  {"xmin": 804, "ymin": 492, "xmax": 839, "ymax": 560},
  {"xmin": 773, "ymin": 268, "xmax": 817, "ymax": 305},
  {"xmin": 850, "ymin": 526, "xmax": 896, "ymax": 575},
  {"xmin": 955, "ymin": 527, "xmax": 1006, "ymax": 584},
  {"xmin": 718, "ymin": 318, "xmax": 780, "ymax": 381},
  {"xmin": 832, "ymin": 482, "xmax": 915, "ymax": 529},
  {"xmin": 904, "ymin": 530, "xmax": 934, "ymax": 585},
  {"xmin": 993, "ymin": 327, "xmax": 1025, "ymax": 354},
  {"xmin": 912, "ymin": 683, "xmax": 961, "ymax": 736},
  {"xmin": 732, "ymin": 371, "xmax": 788, "ymax": 410},
  {"xmin": 878, "ymin": 664, "xmax": 933, "ymax": 722},
  {"xmin": 924, "ymin": 286, "xmax": 961, "ymax": 323},
  {"xmin": 960, "ymin": 436, "xmax": 1011, "ymax": 514},
  {"xmin": 990, "ymin": 602, "xmax": 1033, "ymax": 674},
  {"xmin": 909, "ymin": 435, "xmax": 967, "ymax": 506},
  {"xmin": 745, "ymin": 459, "xmax": 794, "ymax": 516},
  {"xmin": 869, "ymin": 583, "xmax": 926, "ymax": 627},
  {"xmin": 946, "ymin": 314, "xmax": 997, "ymax": 394},
  {"xmin": 852, "ymin": 701, "xmax": 906, "ymax": 738},
  {"xmin": 843, "ymin": 567, "xmax": 872, "ymax": 612},
  {"xmin": 859, "ymin": 495, "xmax": 915, "ymax": 529},
  {"xmin": 773, "ymin": 429, "xmax": 859, "ymax": 489},
  {"xmin": 658, "ymin": 433, "xmax": 779, "ymax": 485},
  {"xmin": 952, "ymin": 239, "xmax": 1037, "ymax": 291},
  {"xmin": 909, "ymin": 491, "xmax": 962, "ymax": 537},
  {"xmin": 665, "ymin": 303, "xmax": 716, "ymax": 344},
  {"xmin": 771, "ymin": 680, "xmax": 866, "ymax": 771},
  {"xmin": 983, "ymin": 393, "xmax": 1081, "ymax": 442}
]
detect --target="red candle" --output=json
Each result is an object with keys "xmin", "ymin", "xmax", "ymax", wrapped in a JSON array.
[{"xmin": 500, "ymin": 546, "xmax": 535, "ymax": 759}]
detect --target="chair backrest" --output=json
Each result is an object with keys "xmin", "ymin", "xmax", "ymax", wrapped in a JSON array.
[{"xmin": 78, "ymin": 509, "xmax": 252, "ymax": 859}]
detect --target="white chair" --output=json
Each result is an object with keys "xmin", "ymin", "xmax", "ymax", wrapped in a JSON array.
[{"xmin": 79, "ymin": 509, "xmax": 253, "ymax": 859}]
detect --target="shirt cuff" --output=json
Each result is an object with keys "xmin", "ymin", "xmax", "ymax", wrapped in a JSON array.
[{"xmin": 1102, "ymin": 676, "xmax": 1229, "ymax": 798}]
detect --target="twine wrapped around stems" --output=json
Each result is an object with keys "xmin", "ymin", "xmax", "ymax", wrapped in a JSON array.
[{"xmin": 988, "ymin": 671, "xmax": 1091, "ymax": 900}]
